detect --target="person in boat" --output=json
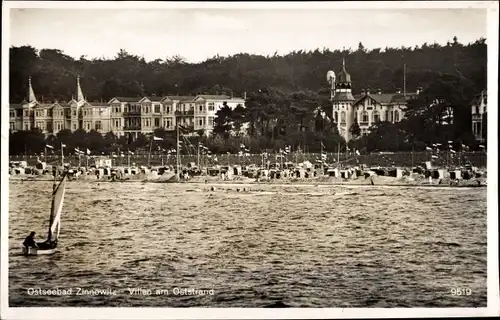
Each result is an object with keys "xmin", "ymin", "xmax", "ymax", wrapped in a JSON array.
[{"xmin": 23, "ymin": 231, "xmax": 38, "ymax": 250}]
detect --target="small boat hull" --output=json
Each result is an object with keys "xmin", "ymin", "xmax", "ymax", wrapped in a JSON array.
[{"xmin": 22, "ymin": 247, "xmax": 57, "ymax": 256}]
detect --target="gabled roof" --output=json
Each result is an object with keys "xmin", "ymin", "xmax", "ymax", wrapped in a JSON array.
[
  {"xmin": 109, "ymin": 97, "xmax": 142, "ymax": 103},
  {"xmin": 165, "ymin": 95, "xmax": 196, "ymax": 102},
  {"xmin": 470, "ymin": 90, "xmax": 487, "ymax": 105},
  {"xmin": 195, "ymin": 94, "xmax": 232, "ymax": 100},
  {"xmin": 353, "ymin": 92, "xmax": 416, "ymax": 106}
]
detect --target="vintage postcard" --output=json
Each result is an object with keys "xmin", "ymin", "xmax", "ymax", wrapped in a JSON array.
[{"xmin": 1, "ymin": 1, "xmax": 499, "ymax": 319}]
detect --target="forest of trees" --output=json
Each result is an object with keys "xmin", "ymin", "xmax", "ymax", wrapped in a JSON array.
[{"xmin": 9, "ymin": 37, "xmax": 487, "ymax": 155}]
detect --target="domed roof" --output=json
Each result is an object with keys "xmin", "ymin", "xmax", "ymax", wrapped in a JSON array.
[{"xmin": 336, "ymin": 58, "xmax": 352, "ymax": 83}]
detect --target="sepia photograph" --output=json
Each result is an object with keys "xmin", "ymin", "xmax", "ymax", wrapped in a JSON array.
[{"xmin": 1, "ymin": 1, "xmax": 499, "ymax": 319}]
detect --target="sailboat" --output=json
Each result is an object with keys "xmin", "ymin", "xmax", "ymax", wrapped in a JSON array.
[{"xmin": 22, "ymin": 171, "xmax": 68, "ymax": 256}]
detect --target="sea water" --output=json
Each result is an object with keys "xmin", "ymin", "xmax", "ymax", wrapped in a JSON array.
[{"xmin": 8, "ymin": 181, "xmax": 487, "ymax": 307}]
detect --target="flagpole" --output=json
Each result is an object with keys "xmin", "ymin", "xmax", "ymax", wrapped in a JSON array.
[
  {"xmin": 176, "ymin": 121, "xmax": 180, "ymax": 179},
  {"xmin": 411, "ymin": 145, "xmax": 414, "ymax": 168},
  {"xmin": 60, "ymin": 142, "xmax": 64, "ymax": 167},
  {"xmin": 86, "ymin": 154, "xmax": 89, "ymax": 169},
  {"xmin": 337, "ymin": 142, "xmax": 340, "ymax": 169},
  {"xmin": 197, "ymin": 143, "xmax": 200, "ymax": 168},
  {"xmin": 148, "ymin": 139, "xmax": 153, "ymax": 167},
  {"xmin": 321, "ymin": 141, "xmax": 324, "ymax": 175},
  {"xmin": 280, "ymin": 149, "xmax": 283, "ymax": 170}
]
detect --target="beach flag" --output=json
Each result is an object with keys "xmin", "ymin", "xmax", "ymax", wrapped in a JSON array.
[
  {"xmin": 87, "ymin": 148, "xmax": 91, "ymax": 155},
  {"xmin": 153, "ymin": 136, "xmax": 163, "ymax": 141},
  {"xmin": 45, "ymin": 144, "xmax": 54, "ymax": 149}
]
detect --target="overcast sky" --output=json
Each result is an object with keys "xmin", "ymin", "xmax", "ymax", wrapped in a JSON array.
[{"xmin": 8, "ymin": 4, "xmax": 488, "ymax": 63}]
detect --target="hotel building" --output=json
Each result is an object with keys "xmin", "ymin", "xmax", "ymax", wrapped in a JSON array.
[
  {"xmin": 331, "ymin": 60, "xmax": 419, "ymax": 142},
  {"xmin": 470, "ymin": 90, "xmax": 487, "ymax": 142},
  {"xmin": 9, "ymin": 77, "xmax": 246, "ymax": 138}
]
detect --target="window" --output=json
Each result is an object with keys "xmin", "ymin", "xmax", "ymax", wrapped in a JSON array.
[
  {"xmin": 394, "ymin": 111, "xmax": 400, "ymax": 122},
  {"xmin": 95, "ymin": 121, "xmax": 102, "ymax": 130},
  {"xmin": 10, "ymin": 110, "xmax": 15, "ymax": 117},
  {"xmin": 47, "ymin": 122, "xmax": 52, "ymax": 132},
  {"xmin": 334, "ymin": 112, "xmax": 338, "ymax": 123},
  {"xmin": 385, "ymin": 111, "xmax": 390, "ymax": 122},
  {"xmin": 154, "ymin": 118, "xmax": 160, "ymax": 127},
  {"xmin": 199, "ymin": 105, "xmax": 203, "ymax": 112},
  {"xmin": 10, "ymin": 122, "xmax": 15, "ymax": 130},
  {"xmin": 373, "ymin": 111, "xmax": 380, "ymax": 123},
  {"xmin": 166, "ymin": 120, "xmax": 171, "ymax": 128},
  {"xmin": 47, "ymin": 109, "xmax": 53, "ymax": 117},
  {"xmin": 208, "ymin": 102, "xmax": 215, "ymax": 111},
  {"xmin": 166, "ymin": 106, "xmax": 171, "ymax": 114},
  {"xmin": 154, "ymin": 105, "xmax": 161, "ymax": 113},
  {"xmin": 24, "ymin": 123, "xmax": 29, "ymax": 130},
  {"xmin": 340, "ymin": 111, "xmax": 346, "ymax": 123},
  {"xmin": 73, "ymin": 123, "xmax": 77, "ymax": 130},
  {"xmin": 362, "ymin": 111, "xmax": 369, "ymax": 123},
  {"xmin": 199, "ymin": 118, "xmax": 203, "ymax": 126},
  {"xmin": 73, "ymin": 110, "xmax": 77, "ymax": 116}
]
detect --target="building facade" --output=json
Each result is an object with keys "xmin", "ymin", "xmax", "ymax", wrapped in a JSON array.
[
  {"xmin": 330, "ymin": 60, "xmax": 419, "ymax": 141},
  {"xmin": 9, "ymin": 77, "xmax": 246, "ymax": 138},
  {"xmin": 471, "ymin": 90, "xmax": 487, "ymax": 142}
]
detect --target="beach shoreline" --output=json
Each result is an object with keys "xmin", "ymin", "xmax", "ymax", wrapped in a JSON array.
[{"xmin": 9, "ymin": 174, "xmax": 487, "ymax": 188}]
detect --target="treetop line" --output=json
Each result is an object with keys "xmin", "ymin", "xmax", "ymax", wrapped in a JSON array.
[{"xmin": 9, "ymin": 37, "xmax": 487, "ymax": 155}]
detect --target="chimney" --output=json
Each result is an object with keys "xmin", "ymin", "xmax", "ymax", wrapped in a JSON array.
[
  {"xmin": 360, "ymin": 89, "xmax": 365, "ymax": 95},
  {"xmin": 377, "ymin": 89, "xmax": 382, "ymax": 94},
  {"xmin": 396, "ymin": 88, "xmax": 401, "ymax": 94},
  {"xmin": 366, "ymin": 88, "xmax": 370, "ymax": 95}
]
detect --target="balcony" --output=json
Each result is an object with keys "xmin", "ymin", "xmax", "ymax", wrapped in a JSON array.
[
  {"xmin": 124, "ymin": 125, "xmax": 142, "ymax": 130},
  {"xmin": 175, "ymin": 109, "xmax": 194, "ymax": 116},
  {"xmin": 124, "ymin": 111, "xmax": 141, "ymax": 116}
]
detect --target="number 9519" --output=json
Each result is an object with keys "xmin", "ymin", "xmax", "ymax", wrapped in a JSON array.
[{"xmin": 451, "ymin": 288, "xmax": 472, "ymax": 296}]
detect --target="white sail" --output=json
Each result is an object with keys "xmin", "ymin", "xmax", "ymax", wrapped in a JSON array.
[{"xmin": 48, "ymin": 174, "xmax": 67, "ymax": 241}]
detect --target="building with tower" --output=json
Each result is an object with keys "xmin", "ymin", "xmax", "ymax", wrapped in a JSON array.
[
  {"xmin": 9, "ymin": 76, "xmax": 111, "ymax": 135},
  {"xmin": 470, "ymin": 90, "xmax": 487, "ymax": 142},
  {"xmin": 330, "ymin": 59, "xmax": 419, "ymax": 142},
  {"xmin": 9, "ymin": 76, "xmax": 245, "ymax": 138}
]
